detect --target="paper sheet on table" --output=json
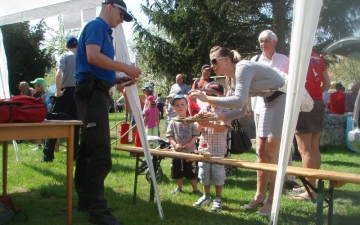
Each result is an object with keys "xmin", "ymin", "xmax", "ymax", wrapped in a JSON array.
[{"xmin": 124, "ymin": 85, "xmax": 164, "ymax": 219}]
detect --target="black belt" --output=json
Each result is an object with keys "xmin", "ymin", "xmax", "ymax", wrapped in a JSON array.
[
  {"xmin": 84, "ymin": 73, "xmax": 112, "ymax": 92},
  {"xmin": 76, "ymin": 73, "xmax": 112, "ymax": 94},
  {"xmin": 263, "ymin": 91, "xmax": 283, "ymax": 103}
]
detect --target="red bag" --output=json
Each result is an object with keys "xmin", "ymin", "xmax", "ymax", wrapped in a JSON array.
[
  {"xmin": 0, "ymin": 194, "xmax": 28, "ymax": 223},
  {"xmin": 0, "ymin": 95, "xmax": 47, "ymax": 123},
  {"xmin": 0, "ymin": 195, "xmax": 19, "ymax": 213}
]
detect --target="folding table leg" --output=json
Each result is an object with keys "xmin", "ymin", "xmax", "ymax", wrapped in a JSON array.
[
  {"xmin": 133, "ymin": 154, "xmax": 140, "ymax": 204},
  {"xmin": 327, "ymin": 187, "xmax": 334, "ymax": 225},
  {"xmin": 316, "ymin": 179, "xmax": 324, "ymax": 225}
]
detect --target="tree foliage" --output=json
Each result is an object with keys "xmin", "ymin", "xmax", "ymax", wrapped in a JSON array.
[
  {"xmin": 45, "ymin": 16, "xmax": 80, "ymax": 57},
  {"xmin": 43, "ymin": 16, "xmax": 79, "ymax": 87},
  {"xmin": 328, "ymin": 57, "xmax": 360, "ymax": 88},
  {"xmin": 132, "ymin": 0, "xmax": 360, "ymax": 87},
  {"xmin": 2, "ymin": 20, "xmax": 53, "ymax": 95}
]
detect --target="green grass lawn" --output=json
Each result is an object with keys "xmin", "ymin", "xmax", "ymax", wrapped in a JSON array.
[{"xmin": 1, "ymin": 112, "xmax": 360, "ymax": 225}]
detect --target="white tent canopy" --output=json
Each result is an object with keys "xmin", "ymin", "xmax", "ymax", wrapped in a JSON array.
[
  {"xmin": 0, "ymin": 0, "xmax": 100, "ymax": 26},
  {"xmin": 0, "ymin": 0, "xmax": 131, "ymax": 99}
]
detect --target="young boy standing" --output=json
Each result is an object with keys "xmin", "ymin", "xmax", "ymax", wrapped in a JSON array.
[
  {"xmin": 166, "ymin": 94, "xmax": 202, "ymax": 196},
  {"xmin": 193, "ymin": 82, "xmax": 230, "ymax": 211}
]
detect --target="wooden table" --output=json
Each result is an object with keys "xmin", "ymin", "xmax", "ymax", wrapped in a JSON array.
[{"xmin": 0, "ymin": 120, "xmax": 82, "ymax": 225}]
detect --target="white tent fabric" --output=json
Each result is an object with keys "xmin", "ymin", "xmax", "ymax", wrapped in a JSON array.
[
  {"xmin": 0, "ymin": 0, "xmax": 100, "ymax": 26},
  {"xmin": 0, "ymin": 29, "xmax": 10, "ymax": 99},
  {"xmin": 114, "ymin": 24, "xmax": 132, "ymax": 77},
  {"xmin": 125, "ymin": 85, "xmax": 164, "ymax": 219},
  {"xmin": 63, "ymin": 11, "xmax": 82, "ymax": 30},
  {"xmin": 270, "ymin": 1, "xmax": 323, "ymax": 224},
  {"xmin": 0, "ymin": 0, "xmax": 102, "ymax": 99}
]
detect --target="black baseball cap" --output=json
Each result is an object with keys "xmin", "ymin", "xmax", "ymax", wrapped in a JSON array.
[
  {"xmin": 102, "ymin": 0, "xmax": 133, "ymax": 22},
  {"xmin": 201, "ymin": 64, "xmax": 211, "ymax": 71},
  {"xmin": 203, "ymin": 81, "xmax": 224, "ymax": 95}
]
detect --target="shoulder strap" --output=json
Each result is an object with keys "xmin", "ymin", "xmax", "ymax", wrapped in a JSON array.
[
  {"xmin": 195, "ymin": 78, "xmax": 200, "ymax": 89},
  {"xmin": 255, "ymin": 54, "xmax": 261, "ymax": 62}
]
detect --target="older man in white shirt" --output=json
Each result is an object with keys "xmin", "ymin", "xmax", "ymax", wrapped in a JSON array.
[{"xmin": 248, "ymin": 30, "xmax": 300, "ymax": 214}]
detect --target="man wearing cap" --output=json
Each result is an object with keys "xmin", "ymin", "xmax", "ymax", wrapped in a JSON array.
[
  {"xmin": 39, "ymin": 36, "xmax": 80, "ymax": 163},
  {"xmin": 74, "ymin": 1, "xmax": 141, "ymax": 225},
  {"xmin": 191, "ymin": 65, "xmax": 214, "ymax": 91}
]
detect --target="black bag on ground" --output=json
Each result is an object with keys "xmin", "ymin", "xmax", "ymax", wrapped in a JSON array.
[{"xmin": 229, "ymin": 119, "xmax": 252, "ymax": 154}]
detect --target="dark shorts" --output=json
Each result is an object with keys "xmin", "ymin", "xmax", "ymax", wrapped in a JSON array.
[
  {"xmin": 171, "ymin": 158, "xmax": 198, "ymax": 180},
  {"xmin": 296, "ymin": 99, "xmax": 325, "ymax": 133}
]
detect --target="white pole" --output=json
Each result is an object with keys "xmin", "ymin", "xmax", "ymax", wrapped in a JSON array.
[
  {"xmin": 125, "ymin": 85, "xmax": 164, "ymax": 219},
  {"xmin": 270, "ymin": 1, "xmax": 323, "ymax": 224},
  {"xmin": 0, "ymin": 28, "xmax": 10, "ymax": 99}
]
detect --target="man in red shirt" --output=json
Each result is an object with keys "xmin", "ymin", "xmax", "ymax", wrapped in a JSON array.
[
  {"xmin": 191, "ymin": 65, "xmax": 214, "ymax": 91},
  {"xmin": 330, "ymin": 83, "xmax": 346, "ymax": 114}
]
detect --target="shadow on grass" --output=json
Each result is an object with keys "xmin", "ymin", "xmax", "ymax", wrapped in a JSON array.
[
  {"xmin": 321, "ymin": 160, "xmax": 360, "ymax": 168},
  {"xmin": 120, "ymin": 196, "xmax": 269, "ymax": 225}
]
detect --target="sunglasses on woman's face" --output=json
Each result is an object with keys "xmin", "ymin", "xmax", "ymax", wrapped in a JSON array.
[{"xmin": 210, "ymin": 56, "xmax": 225, "ymax": 65}]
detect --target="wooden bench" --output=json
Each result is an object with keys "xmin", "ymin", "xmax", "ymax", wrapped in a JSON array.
[{"xmin": 114, "ymin": 146, "xmax": 360, "ymax": 225}]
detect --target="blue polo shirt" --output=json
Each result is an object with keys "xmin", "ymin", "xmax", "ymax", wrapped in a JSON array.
[{"xmin": 75, "ymin": 17, "xmax": 116, "ymax": 85}]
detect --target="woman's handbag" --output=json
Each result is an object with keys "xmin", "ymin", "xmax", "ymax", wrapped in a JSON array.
[{"xmin": 229, "ymin": 119, "xmax": 252, "ymax": 154}]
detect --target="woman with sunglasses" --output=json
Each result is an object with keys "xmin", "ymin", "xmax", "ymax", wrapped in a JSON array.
[{"xmin": 189, "ymin": 46, "xmax": 286, "ymax": 216}]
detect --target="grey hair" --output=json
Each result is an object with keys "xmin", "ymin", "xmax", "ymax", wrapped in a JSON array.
[{"xmin": 258, "ymin": 30, "xmax": 278, "ymax": 42}]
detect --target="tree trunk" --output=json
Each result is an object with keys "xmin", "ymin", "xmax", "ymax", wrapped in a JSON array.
[{"xmin": 271, "ymin": 0, "xmax": 287, "ymax": 55}]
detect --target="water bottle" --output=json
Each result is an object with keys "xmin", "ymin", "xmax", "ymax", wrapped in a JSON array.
[{"xmin": 198, "ymin": 136, "xmax": 208, "ymax": 151}]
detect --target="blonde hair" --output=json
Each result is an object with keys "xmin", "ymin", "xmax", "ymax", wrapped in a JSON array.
[
  {"xmin": 209, "ymin": 46, "xmax": 242, "ymax": 64},
  {"xmin": 19, "ymin": 81, "xmax": 31, "ymax": 96}
]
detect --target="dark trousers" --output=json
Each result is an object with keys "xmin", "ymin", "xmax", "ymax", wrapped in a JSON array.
[
  {"xmin": 293, "ymin": 136, "xmax": 301, "ymax": 157},
  {"xmin": 43, "ymin": 87, "xmax": 79, "ymax": 161},
  {"xmin": 157, "ymin": 103, "xmax": 164, "ymax": 119},
  {"xmin": 74, "ymin": 84, "xmax": 112, "ymax": 213}
]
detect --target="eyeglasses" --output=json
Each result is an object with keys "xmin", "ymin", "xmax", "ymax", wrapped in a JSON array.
[
  {"xmin": 206, "ymin": 93, "xmax": 217, "ymax": 97},
  {"xmin": 210, "ymin": 56, "xmax": 225, "ymax": 65},
  {"xmin": 112, "ymin": 5, "xmax": 125, "ymax": 19}
]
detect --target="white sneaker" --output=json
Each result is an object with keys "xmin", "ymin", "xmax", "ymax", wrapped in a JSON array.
[
  {"xmin": 193, "ymin": 195, "xmax": 211, "ymax": 207},
  {"xmin": 32, "ymin": 146, "xmax": 41, "ymax": 151},
  {"xmin": 211, "ymin": 197, "xmax": 222, "ymax": 211}
]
